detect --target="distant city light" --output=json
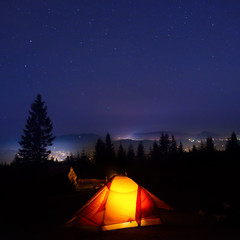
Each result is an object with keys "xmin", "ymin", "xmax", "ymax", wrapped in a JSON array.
[{"xmin": 50, "ymin": 150, "xmax": 70, "ymax": 161}]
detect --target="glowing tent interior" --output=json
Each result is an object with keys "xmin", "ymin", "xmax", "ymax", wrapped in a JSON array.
[{"xmin": 67, "ymin": 175, "xmax": 173, "ymax": 231}]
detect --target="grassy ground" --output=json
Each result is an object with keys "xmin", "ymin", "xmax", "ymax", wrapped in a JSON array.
[{"xmin": 1, "ymin": 164, "xmax": 240, "ymax": 239}]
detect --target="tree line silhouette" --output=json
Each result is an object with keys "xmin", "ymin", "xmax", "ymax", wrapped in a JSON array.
[
  {"xmin": 61, "ymin": 131, "xmax": 240, "ymax": 176},
  {"xmin": 6, "ymin": 94, "xmax": 240, "ymax": 175}
]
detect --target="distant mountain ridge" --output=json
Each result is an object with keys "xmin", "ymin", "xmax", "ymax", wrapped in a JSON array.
[
  {"xmin": 132, "ymin": 130, "xmax": 223, "ymax": 140},
  {"xmin": 53, "ymin": 133, "xmax": 100, "ymax": 153},
  {"xmin": 56, "ymin": 133, "xmax": 100, "ymax": 143},
  {"xmin": 0, "ymin": 131, "xmax": 232, "ymax": 163},
  {"xmin": 194, "ymin": 131, "xmax": 220, "ymax": 138}
]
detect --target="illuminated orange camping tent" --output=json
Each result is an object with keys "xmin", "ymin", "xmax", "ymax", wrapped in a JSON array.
[{"xmin": 67, "ymin": 175, "xmax": 173, "ymax": 231}]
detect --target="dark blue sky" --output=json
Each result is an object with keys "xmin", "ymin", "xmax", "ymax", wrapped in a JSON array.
[{"xmin": 1, "ymin": 0, "xmax": 240, "ymax": 140}]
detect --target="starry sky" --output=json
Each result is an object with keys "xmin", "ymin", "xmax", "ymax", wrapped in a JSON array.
[{"xmin": 1, "ymin": 0, "xmax": 240, "ymax": 141}]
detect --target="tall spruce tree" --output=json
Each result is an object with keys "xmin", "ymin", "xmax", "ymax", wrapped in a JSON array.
[
  {"xmin": 117, "ymin": 143, "xmax": 126, "ymax": 162},
  {"xmin": 169, "ymin": 135, "xmax": 177, "ymax": 154},
  {"xmin": 191, "ymin": 144, "xmax": 198, "ymax": 153},
  {"xmin": 178, "ymin": 141, "xmax": 184, "ymax": 154},
  {"xmin": 94, "ymin": 138, "xmax": 106, "ymax": 165},
  {"xmin": 137, "ymin": 141, "xmax": 145, "ymax": 164},
  {"xmin": 198, "ymin": 141, "xmax": 206, "ymax": 152},
  {"xmin": 205, "ymin": 136, "xmax": 215, "ymax": 153},
  {"xmin": 226, "ymin": 132, "xmax": 240, "ymax": 153},
  {"xmin": 127, "ymin": 144, "xmax": 135, "ymax": 164},
  {"xmin": 117, "ymin": 143, "xmax": 127, "ymax": 170},
  {"xmin": 18, "ymin": 94, "xmax": 55, "ymax": 163},
  {"xmin": 105, "ymin": 133, "xmax": 115, "ymax": 163},
  {"xmin": 159, "ymin": 132, "xmax": 170, "ymax": 155},
  {"xmin": 150, "ymin": 140, "xmax": 159, "ymax": 161}
]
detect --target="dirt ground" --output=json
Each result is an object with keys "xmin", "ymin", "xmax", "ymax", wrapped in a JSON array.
[
  {"xmin": 2, "ymin": 210, "xmax": 240, "ymax": 240},
  {"xmin": 1, "ymin": 165, "xmax": 240, "ymax": 239}
]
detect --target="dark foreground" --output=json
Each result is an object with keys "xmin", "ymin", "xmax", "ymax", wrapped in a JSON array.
[
  {"xmin": 1, "ymin": 163, "xmax": 240, "ymax": 239},
  {"xmin": 5, "ymin": 223, "xmax": 239, "ymax": 240},
  {"xmin": 2, "ymin": 207, "xmax": 240, "ymax": 240}
]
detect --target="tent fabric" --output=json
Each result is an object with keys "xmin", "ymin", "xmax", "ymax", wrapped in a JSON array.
[{"xmin": 67, "ymin": 175, "xmax": 172, "ymax": 231}]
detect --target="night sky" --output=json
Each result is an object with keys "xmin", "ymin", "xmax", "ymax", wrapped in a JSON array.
[{"xmin": 1, "ymin": 0, "xmax": 240, "ymax": 141}]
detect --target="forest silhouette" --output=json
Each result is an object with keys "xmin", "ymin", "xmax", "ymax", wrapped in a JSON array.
[{"xmin": 1, "ymin": 94, "xmax": 240, "ymax": 239}]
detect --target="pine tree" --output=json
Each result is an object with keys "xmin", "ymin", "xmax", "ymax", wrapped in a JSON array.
[
  {"xmin": 65, "ymin": 156, "xmax": 70, "ymax": 163},
  {"xmin": 198, "ymin": 141, "xmax": 205, "ymax": 152},
  {"xmin": 80, "ymin": 149, "xmax": 88, "ymax": 162},
  {"xmin": 94, "ymin": 138, "xmax": 105, "ymax": 165},
  {"xmin": 137, "ymin": 141, "xmax": 145, "ymax": 164},
  {"xmin": 178, "ymin": 141, "xmax": 184, "ymax": 154},
  {"xmin": 94, "ymin": 134, "xmax": 116, "ymax": 176},
  {"xmin": 69, "ymin": 153, "xmax": 74, "ymax": 162},
  {"xmin": 169, "ymin": 135, "xmax": 177, "ymax": 154},
  {"xmin": 159, "ymin": 132, "xmax": 170, "ymax": 155},
  {"xmin": 105, "ymin": 133, "xmax": 115, "ymax": 164},
  {"xmin": 226, "ymin": 132, "xmax": 240, "ymax": 153},
  {"xmin": 205, "ymin": 136, "xmax": 215, "ymax": 153},
  {"xmin": 18, "ymin": 94, "xmax": 55, "ymax": 163},
  {"xmin": 127, "ymin": 144, "xmax": 135, "ymax": 164},
  {"xmin": 117, "ymin": 143, "xmax": 126, "ymax": 162},
  {"xmin": 117, "ymin": 143, "xmax": 127, "ymax": 170},
  {"xmin": 191, "ymin": 144, "xmax": 198, "ymax": 153},
  {"xmin": 150, "ymin": 140, "xmax": 159, "ymax": 161},
  {"xmin": 80, "ymin": 149, "xmax": 90, "ymax": 168}
]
